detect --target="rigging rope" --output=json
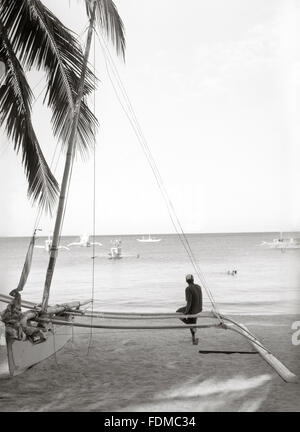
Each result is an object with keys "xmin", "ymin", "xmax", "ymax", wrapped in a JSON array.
[
  {"xmin": 23, "ymin": 22, "xmax": 223, "ymax": 333},
  {"xmin": 21, "ymin": 21, "xmax": 92, "ymax": 313},
  {"xmin": 87, "ymin": 27, "xmax": 97, "ymax": 355},
  {"xmin": 96, "ymin": 32, "xmax": 222, "ymax": 322},
  {"xmin": 29, "ymin": 79, "xmax": 63, "ymax": 234},
  {"xmin": 52, "ymin": 324, "xmax": 60, "ymax": 368},
  {"xmin": 57, "ymin": 23, "xmax": 98, "ymax": 249}
]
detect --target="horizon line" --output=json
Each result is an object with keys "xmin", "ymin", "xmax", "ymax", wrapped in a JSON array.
[{"xmin": 1, "ymin": 230, "xmax": 299, "ymax": 238}]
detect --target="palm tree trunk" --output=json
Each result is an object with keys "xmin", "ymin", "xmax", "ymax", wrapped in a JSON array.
[{"xmin": 41, "ymin": 1, "xmax": 97, "ymax": 312}]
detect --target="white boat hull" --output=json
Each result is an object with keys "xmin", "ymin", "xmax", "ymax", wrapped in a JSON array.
[
  {"xmin": 6, "ymin": 321, "xmax": 72, "ymax": 377},
  {"xmin": 137, "ymin": 239, "xmax": 161, "ymax": 243},
  {"xmin": 261, "ymin": 238, "xmax": 300, "ymax": 249}
]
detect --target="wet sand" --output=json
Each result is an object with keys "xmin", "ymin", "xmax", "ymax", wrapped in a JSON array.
[{"xmin": 0, "ymin": 314, "xmax": 299, "ymax": 412}]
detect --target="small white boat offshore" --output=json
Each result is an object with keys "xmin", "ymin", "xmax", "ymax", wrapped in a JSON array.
[
  {"xmin": 108, "ymin": 239, "xmax": 122, "ymax": 259},
  {"xmin": 35, "ymin": 233, "xmax": 69, "ymax": 252},
  {"xmin": 68, "ymin": 234, "xmax": 102, "ymax": 248},
  {"xmin": 137, "ymin": 234, "xmax": 161, "ymax": 243},
  {"xmin": 261, "ymin": 236, "xmax": 300, "ymax": 249}
]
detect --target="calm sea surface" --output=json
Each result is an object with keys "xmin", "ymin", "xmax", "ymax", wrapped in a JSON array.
[{"xmin": 0, "ymin": 232, "xmax": 299, "ymax": 315}]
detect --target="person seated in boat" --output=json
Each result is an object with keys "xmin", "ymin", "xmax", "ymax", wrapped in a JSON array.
[
  {"xmin": 1, "ymin": 289, "xmax": 46, "ymax": 343},
  {"xmin": 1, "ymin": 289, "xmax": 24, "ymax": 340},
  {"xmin": 176, "ymin": 274, "xmax": 202, "ymax": 345},
  {"xmin": 1, "ymin": 289, "xmax": 22, "ymax": 324}
]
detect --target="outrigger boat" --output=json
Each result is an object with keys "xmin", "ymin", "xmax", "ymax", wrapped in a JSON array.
[
  {"xmin": 108, "ymin": 239, "xmax": 123, "ymax": 259},
  {"xmin": 0, "ymin": 2, "xmax": 297, "ymax": 384},
  {"xmin": 0, "ymin": 292, "xmax": 297, "ymax": 382},
  {"xmin": 0, "ymin": 294, "xmax": 90, "ymax": 376}
]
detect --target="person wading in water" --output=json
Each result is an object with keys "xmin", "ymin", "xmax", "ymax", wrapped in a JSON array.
[{"xmin": 176, "ymin": 274, "xmax": 203, "ymax": 345}]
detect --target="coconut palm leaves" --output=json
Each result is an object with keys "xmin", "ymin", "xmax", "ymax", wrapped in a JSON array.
[
  {"xmin": 0, "ymin": 18, "xmax": 58, "ymax": 212},
  {"xmin": 2, "ymin": 0, "xmax": 98, "ymax": 154},
  {"xmin": 85, "ymin": 0, "xmax": 125, "ymax": 59},
  {"xmin": 0, "ymin": 0, "xmax": 125, "ymax": 213},
  {"xmin": 0, "ymin": 0, "xmax": 98, "ymax": 212}
]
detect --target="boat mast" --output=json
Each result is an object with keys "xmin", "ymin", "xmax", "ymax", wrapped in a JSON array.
[{"xmin": 41, "ymin": 2, "xmax": 97, "ymax": 312}]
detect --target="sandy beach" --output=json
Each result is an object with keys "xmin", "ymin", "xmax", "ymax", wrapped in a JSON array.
[{"xmin": 0, "ymin": 313, "xmax": 299, "ymax": 412}]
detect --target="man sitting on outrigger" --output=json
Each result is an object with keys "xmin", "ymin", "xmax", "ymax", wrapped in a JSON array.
[{"xmin": 177, "ymin": 274, "xmax": 203, "ymax": 345}]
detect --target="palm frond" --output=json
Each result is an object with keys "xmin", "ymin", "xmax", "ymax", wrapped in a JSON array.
[
  {"xmin": 0, "ymin": 0, "xmax": 98, "ymax": 156},
  {"xmin": 85, "ymin": 0, "xmax": 126, "ymax": 59},
  {"xmin": 0, "ymin": 19, "xmax": 59, "ymax": 213}
]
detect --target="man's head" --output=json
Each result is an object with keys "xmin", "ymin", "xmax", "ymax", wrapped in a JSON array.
[{"xmin": 186, "ymin": 274, "xmax": 194, "ymax": 283}]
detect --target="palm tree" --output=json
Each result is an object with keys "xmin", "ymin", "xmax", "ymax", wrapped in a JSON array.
[
  {"xmin": 0, "ymin": 0, "xmax": 100, "ymax": 212},
  {"xmin": 0, "ymin": 0, "xmax": 125, "ymax": 309}
]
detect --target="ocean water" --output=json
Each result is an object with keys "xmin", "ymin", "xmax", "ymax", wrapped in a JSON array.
[
  {"xmin": 0, "ymin": 232, "xmax": 299, "ymax": 316},
  {"xmin": 0, "ymin": 233, "xmax": 299, "ymax": 412}
]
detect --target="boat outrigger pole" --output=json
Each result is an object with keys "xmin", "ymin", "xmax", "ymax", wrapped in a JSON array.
[{"xmin": 41, "ymin": 2, "xmax": 97, "ymax": 312}]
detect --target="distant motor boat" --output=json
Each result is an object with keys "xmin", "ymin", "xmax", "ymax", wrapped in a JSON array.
[
  {"xmin": 137, "ymin": 235, "xmax": 161, "ymax": 243},
  {"xmin": 261, "ymin": 237, "xmax": 300, "ymax": 249},
  {"xmin": 108, "ymin": 239, "xmax": 122, "ymax": 259},
  {"xmin": 68, "ymin": 234, "xmax": 102, "ymax": 248}
]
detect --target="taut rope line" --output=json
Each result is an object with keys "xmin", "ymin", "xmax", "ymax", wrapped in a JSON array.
[
  {"xmin": 97, "ymin": 32, "xmax": 222, "ymax": 322},
  {"xmin": 87, "ymin": 27, "xmax": 97, "ymax": 355}
]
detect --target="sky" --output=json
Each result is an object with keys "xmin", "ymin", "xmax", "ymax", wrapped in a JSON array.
[{"xmin": 0, "ymin": 0, "xmax": 299, "ymax": 236}]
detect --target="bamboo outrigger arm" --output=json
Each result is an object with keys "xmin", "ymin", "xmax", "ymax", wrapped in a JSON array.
[
  {"xmin": 36, "ymin": 310, "xmax": 298, "ymax": 384},
  {"xmin": 0, "ymin": 294, "xmax": 92, "ymax": 311},
  {"xmin": 36, "ymin": 317, "xmax": 221, "ymax": 331},
  {"xmin": 0, "ymin": 294, "xmax": 37, "ymax": 308},
  {"xmin": 68, "ymin": 310, "xmax": 215, "ymax": 320},
  {"xmin": 1, "ymin": 293, "xmax": 297, "ymax": 383},
  {"xmin": 215, "ymin": 313, "xmax": 298, "ymax": 384}
]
